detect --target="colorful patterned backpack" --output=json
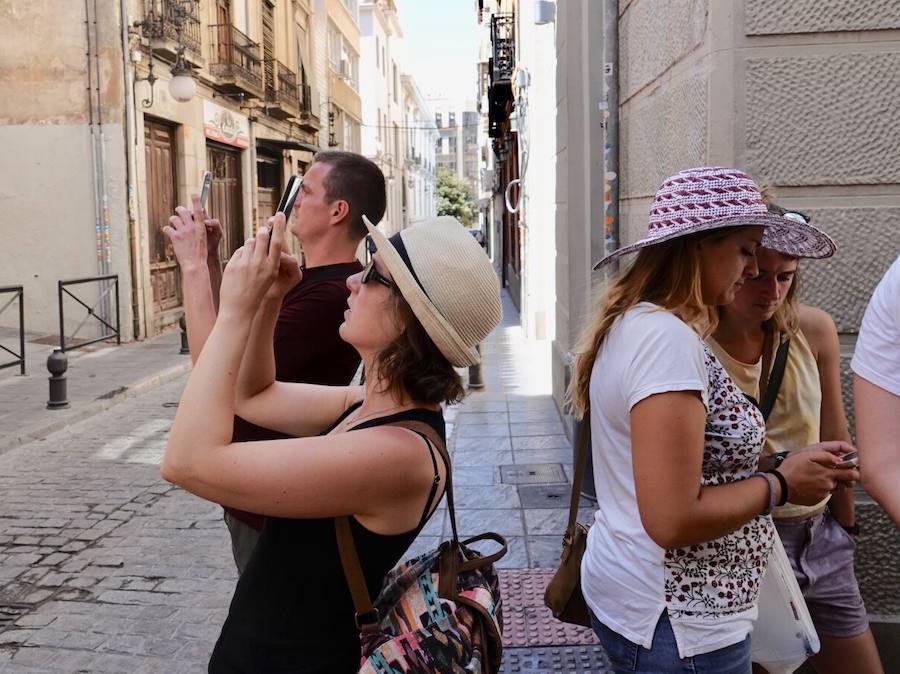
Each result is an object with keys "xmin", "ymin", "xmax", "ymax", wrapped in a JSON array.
[{"xmin": 335, "ymin": 420, "xmax": 507, "ymax": 673}]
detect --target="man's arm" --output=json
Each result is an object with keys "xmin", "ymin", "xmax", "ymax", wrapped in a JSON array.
[{"xmin": 854, "ymin": 374, "xmax": 900, "ymax": 525}]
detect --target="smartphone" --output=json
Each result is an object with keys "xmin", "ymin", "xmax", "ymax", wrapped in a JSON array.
[
  {"xmin": 199, "ymin": 170, "xmax": 213, "ymax": 210},
  {"xmin": 269, "ymin": 175, "xmax": 301, "ymax": 251},
  {"xmin": 836, "ymin": 451, "xmax": 858, "ymax": 469}
]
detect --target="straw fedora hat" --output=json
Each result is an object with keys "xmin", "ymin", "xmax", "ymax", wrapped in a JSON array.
[
  {"xmin": 363, "ymin": 215, "xmax": 502, "ymax": 368},
  {"xmin": 593, "ymin": 166, "xmax": 835, "ymax": 269}
]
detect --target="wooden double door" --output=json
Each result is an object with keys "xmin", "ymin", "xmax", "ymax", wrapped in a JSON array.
[{"xmin": 143, "ymin": 118, "xmax": 245, "ymax": 328}]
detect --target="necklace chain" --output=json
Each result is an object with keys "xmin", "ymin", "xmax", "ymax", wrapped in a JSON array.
[{"xmin": 337, "ymin": 403, "xmax": 410, "ymax": 430}]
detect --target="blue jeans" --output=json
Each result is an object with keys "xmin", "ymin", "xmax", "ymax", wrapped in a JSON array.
[{"xmin": 591, "ymin": 610, "xmax": 751, "ymax": 673}]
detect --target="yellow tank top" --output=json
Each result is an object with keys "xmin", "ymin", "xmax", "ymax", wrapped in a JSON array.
[{"xmin": 708, "ymin": 329, "xmax": 827, "ymax": 519}]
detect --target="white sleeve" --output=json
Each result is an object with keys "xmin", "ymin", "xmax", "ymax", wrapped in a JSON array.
[
  {"xmin": 852, "ymin": 255, "xmax": 900, "ymax": 396},
  {"xmin": 619, "ymin": 311, "xmax": 709, "ymax": 412}
]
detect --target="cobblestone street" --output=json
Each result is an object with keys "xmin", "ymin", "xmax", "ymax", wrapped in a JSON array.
[{"xmin": 0, "ymin": 376, "xmax": 235, "ymax": 672}]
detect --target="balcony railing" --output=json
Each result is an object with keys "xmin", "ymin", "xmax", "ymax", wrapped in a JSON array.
[
  {"xmin": 208, "ymin": 24, "xmax": 263, "ymax": 96},
  {"xmin": 490, "ymin": 13, "xmax": 515, "ymax": 85},
  {"xmin": 265, "ymin": 59, "xmax": 300, "ymax": 117},
  {"xmin": 488, "ymin": 13, "xmax": 516, "ymax": 138},
  {"xmin": 142, "ymin": 0, "xmax": 201, "ymax": 55}
]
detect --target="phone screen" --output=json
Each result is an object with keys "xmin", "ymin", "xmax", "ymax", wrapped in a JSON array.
[
  {"xmin": 199, "ymin": 171, "xmax": 213, "ymax": 209},
  {"xmin": 837, "ymin": 451, "xmax": 859, "ymax": 468},
  {"xmin": 276, "ymin": 175, "xmax": 299, "ymax": 215},
  {"xmin": 269, "ymin": 175, "xmax": 301, "ymax": 251}
]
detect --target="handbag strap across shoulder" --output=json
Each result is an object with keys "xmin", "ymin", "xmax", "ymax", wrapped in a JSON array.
[
  {"xmin": 334, "ymin": 418, "xmax": 452, "ymax": 632},
  {"xmin": 759, "ymin": 333, "xmax": 791, "ymax": 422},
  {"xmin": 566, "ymin": 409, "xmax": 591, "ymax": 537}
]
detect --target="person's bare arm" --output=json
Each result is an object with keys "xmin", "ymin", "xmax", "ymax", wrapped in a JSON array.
[
  {"xmin": 632, "ymin": 391, "xmax": 851, "ymax": 549},
  {"xmin": 854, "ymin": 374, "xmax": 900, "ymax": 525},
  {"xmin": 161, "ymin": 221, "xmax": 434, "ymax": 528},
  {"xmin": 162, "ymin": 195, "xmax": 218, "ymax": 366},
  {"xmin": 801, "ymin": 306, "xmax": 856, "ymax": 526}
]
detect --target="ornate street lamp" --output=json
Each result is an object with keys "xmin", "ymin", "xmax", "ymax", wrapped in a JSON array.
[{"xmin": 133, "ymin": 1, "xmax": 197, "ymax": 107}]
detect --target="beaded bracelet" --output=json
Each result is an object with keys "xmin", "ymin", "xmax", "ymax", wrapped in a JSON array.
[{"xmin": 753, "ymin": 472, "xmax": 777, "ymax": 516}]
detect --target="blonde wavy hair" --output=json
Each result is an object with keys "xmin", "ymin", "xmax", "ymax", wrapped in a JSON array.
[{"xmin": 568, "ymin": 230, "xmax": 738, "ymax": 419}]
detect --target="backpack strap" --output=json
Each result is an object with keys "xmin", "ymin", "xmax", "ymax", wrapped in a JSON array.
[{"xmin": 334, "ymin": 418, "xmax": 449, "ymax": 633}]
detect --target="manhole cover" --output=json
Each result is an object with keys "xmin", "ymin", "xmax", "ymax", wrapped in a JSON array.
[
  {"xmin": 500, "ymin": 464, "xmax": 567, "ymax": 485},
  {"xmin": 500, "ymin": 645, "xmax": 611, "ymax": 673}
]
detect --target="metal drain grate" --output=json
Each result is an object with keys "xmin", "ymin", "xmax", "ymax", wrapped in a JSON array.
[{"xmin": 500, "ymin": 464, "xmax": 567, "ymax": 485}]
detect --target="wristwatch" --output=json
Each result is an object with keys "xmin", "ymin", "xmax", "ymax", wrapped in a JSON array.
[{"xmin": 771, "ymin": 451, "xmax": 790, "ymax": 469}]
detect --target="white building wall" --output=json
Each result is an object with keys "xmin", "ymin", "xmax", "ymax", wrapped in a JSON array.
[{"xmin": 511, "ymin": 2, "xmax": 557, "ymax": 341}]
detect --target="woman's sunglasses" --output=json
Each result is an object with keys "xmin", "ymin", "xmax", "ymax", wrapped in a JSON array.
[{"xmin": 362, "ymin": 237, "xmax": 394, "ymax": 289}]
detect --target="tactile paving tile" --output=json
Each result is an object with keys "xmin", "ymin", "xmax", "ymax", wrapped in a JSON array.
[
  {"xmin": 500, "ymin": 569, "xmax": 599, "ymax": 647},
  {"xmin": 499, "ymin": 645, "xmax": 612, "ymax": 673}
]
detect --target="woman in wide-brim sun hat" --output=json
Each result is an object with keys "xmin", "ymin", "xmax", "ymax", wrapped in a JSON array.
[
  {"xmin": 161, "ymin": 212, "xmax": 501, "ymax": 672},
  {"xmin": 708, "ymin": 202, "xmax": 878, "ymax": 674},
  {"xmin": 567, "ymin": 166, "xmax": 853, "ymax": 673}
]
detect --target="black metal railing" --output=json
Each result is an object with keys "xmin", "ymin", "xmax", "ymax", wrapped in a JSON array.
[
  {"xmin": 0, "ymin": 286, "xmax": 24, "ymax": 375},
  {"xmin": 58, "ymin": 275, "xmax": 121, "ymax": 353},
  {"xmin": 490, "ymin": 13, "xmax": 515, "ymax": 84},
  {"xmin": 266, "ymin": 59, "xmax": 300, "ymax": 109},
  {"xmin": 142, "ymin": 0, "xmax": 202, "ymax": 54},
  {"xmin": 162, "ymin": 0, "xmax": 201, "ymax": 53},
  {"xmin": 208, "ymin": 24, "xmax": 263, "ymax": 91}
]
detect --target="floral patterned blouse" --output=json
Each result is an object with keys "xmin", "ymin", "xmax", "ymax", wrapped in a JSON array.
[{"xmin": 582, "ymin": 303, "xmax": 775, "ymax": 658}]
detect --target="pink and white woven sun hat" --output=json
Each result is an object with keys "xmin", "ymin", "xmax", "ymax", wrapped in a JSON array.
[{"xmin": 593, "ymin": 166, "xmax": 836, "ymax": 269}]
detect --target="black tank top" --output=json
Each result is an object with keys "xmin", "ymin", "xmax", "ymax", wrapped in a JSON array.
[{"xmin": 208, "ymin": 404, "xmax": 446, "ymax": 673}]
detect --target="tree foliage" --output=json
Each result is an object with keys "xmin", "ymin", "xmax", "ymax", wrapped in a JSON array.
[{"xmin": 436, "ymin": 169, "xmax": 476, "ymax": 226}]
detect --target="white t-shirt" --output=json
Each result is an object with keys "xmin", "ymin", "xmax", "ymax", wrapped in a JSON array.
[
  {"xmin": 852, "ymin": 255, "xmax": 900, "ymax": 396},
  {"xmin": 581, "ymin": 303, "xmax": 774, "ymax": 658}
]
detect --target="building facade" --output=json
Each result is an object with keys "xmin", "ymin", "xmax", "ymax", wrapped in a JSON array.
[
  {"xmin": 0, "ymin": 0, "xmax": 361, "ymax": 341},
  {"xmin": 429, "ymin": 97, "xmax": 480, "ymax": 200},
  {"xmin": 401, "ymin": 75, "xmax": 438, "ymax": 224},
  {"xmin": 476, "ymin": 0, "xmax": 556, "ymax": 340},
  {"xmin": 359, "ymin": 0, "xmax": 404, "ymax": 233}
]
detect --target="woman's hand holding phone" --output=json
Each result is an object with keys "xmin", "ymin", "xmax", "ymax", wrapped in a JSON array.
[{"xmin": 220, "ymin": 213, "xmax": 300, "ymax": 317}]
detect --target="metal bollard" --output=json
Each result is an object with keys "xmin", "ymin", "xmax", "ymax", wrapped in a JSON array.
[
  {"xmin": 179, "ymin": 314, "xmax": 190, "ymax": 355},
  {"xmin": 47, "ymin": 349, "xmax": 70, "ymax": 409},
  {"xmin": 468, "ymin": 343, "xmax": 485, "ymax": 390}
]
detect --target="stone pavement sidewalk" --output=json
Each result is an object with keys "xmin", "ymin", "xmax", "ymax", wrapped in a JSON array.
[{"xmin": 0, "ymin": 330, "xmax": 190, "ymax": 455}]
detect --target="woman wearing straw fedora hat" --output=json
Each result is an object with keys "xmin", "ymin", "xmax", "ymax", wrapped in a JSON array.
[
  {"xmin": 161, "ymin": 213, "xmax": 501, "ymax": 672},
  {"xmin": 709, "ymin": 204, "xmax": 882, "ymax": 674},
  {"xmin": 568, "ymin": 166, "xmax": 857, "ymax": 673}
]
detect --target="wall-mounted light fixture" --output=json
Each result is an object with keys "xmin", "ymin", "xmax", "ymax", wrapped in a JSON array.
[{"xmin": 133, "ymin": 1, "xmax": 197, "ymax": 107}]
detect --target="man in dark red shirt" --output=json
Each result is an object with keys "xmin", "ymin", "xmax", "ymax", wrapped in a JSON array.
[{"xmin": 164, "ymin": 151, "xmax": 386, "ymax": 572}]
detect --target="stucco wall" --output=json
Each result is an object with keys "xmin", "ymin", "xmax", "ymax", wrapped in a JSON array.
[{"xmin": 0, "ymin": 0, "xmax": 131, "ymax": 338}]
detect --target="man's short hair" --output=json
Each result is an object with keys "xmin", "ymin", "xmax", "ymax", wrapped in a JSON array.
[{"xmin": 312, "ymin": 151, "xmax": 386, "ymax": 240}]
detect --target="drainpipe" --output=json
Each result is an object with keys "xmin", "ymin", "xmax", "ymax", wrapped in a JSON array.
[
  {"xmin": 85, "ymin": 0, "xmax": 104, "ymax": 278},
  {"xmin": 85, "ymin": 0, "xmax": 114, "ymax": 325},
  {"xmin": 120, "ymin": 0, "xmax": 145, "ymax": 339},
  {"xmin": 601, "ymin": 0, "xmax": 619, "ymax": 278}
]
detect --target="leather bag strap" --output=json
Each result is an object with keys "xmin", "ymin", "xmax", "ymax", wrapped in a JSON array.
[
  {"xmin": 759, "ymin": 334, "xmax": 791, "ymax": 422},
  {"xmin": 334, "ymin": 419, "xmax": 449, "ymax": 630},
  {"xmin": 565, "ymin": 409, "xmax": 591, "ymax": 537}
]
